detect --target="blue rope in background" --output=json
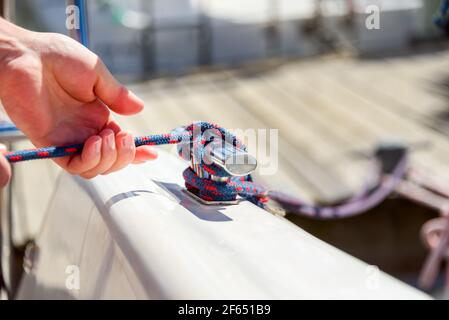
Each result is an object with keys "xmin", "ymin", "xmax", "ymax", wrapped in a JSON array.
[{"xmin": 434, "ymin": 0, "xmax": 449, "ymax": 29}]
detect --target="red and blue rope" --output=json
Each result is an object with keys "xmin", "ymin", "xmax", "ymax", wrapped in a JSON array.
[
  {"xmin": 5, "ymin": 132, "xmax": 192, "ymax": 163},
  {"xmin": 3, "ymin": 121, "xmax": 408, "ymax": 219}
]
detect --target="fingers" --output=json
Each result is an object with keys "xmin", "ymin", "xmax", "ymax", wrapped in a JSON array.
[
  {"xmin": 0, "ymin": 144, "xmax": 11, "ymax": 187},
  {"xmin": 134, "ymin": 146, "xmax": 158, "ymax": 164},
  {"xmin": 66, "ymin": 135, "xmax": 102, "ymax": 176},
  {"xmin": 105, "ymin": 119, "xmax": 121, "ymax": 134},
  {"xmin": 80, "ymin": 129, "xmax": 117, "ymax": 179},
  {"xmin": 64, "ymin": 130, "xmax": 157, "ymax": 179},
  {"xmin": 101, "ymin": 131, "xmax": 135, "ymax": 175},
  {"xmin": 94, "ymin": 60, "xmax": 144, "ymax": 115}
]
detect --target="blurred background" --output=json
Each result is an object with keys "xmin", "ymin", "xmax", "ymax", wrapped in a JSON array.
[
  {"xmin": 4, "ymin": 0, "xmax": 449, "ymax": 297},
  {"xmin": 10, "ymin": 0, "xmax": 444, "ymax": 77}
]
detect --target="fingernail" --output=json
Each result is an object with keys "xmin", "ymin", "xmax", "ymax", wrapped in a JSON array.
[
  {"xmin": 94, "ymin": 138, "xmax": 102, "ymax": 154},
  {"xmin": 123, "ymin": 135, "xmax": 133, "ymax": 148},
  {"xmin": 107, "ymin": 133, "xmax": 115, "ymax": 149},
  {"xmin": 129, "ymin": 90, "xmax": 144, "ymax": 104}
]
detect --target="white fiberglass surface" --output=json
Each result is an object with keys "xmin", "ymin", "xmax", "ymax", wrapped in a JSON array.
[{"xmin": 72, "ymin": 150, "xmax": 429, "ymax": 299}]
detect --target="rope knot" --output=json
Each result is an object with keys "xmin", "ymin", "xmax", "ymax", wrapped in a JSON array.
[{"xmin": 173, "ymin": 122, "xmax": 263, "ymax": 203}]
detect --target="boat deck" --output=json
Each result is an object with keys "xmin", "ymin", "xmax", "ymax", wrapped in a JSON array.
[
  {"xmin": 125, "ymin": 50, "xmax": 449, "ymax": 202},
  {"xmin": 10, "ymin": 49, "xmax": 449, "ymax": 244}
]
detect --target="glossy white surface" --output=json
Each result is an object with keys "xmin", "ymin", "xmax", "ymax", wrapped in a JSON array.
[{"xmin": 18, "ymin": 150, "xmax": 429, "ymax": 299}]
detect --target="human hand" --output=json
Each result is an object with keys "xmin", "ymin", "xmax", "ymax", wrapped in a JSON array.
[
  {"xmin": 0, "ymin": 143, "xmax": 11, "ymax": 187},
  {"xmin": 0, "ymin": 19, "xmax": 157, "ymax": 178}
]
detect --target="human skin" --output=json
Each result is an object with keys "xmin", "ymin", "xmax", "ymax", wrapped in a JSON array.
[
  {"xmin": 0, "ymin": 18, "xmax": 157, "ymax": 186},
  {"xmin": 0, "ymin": 143, "xmax": 10, "ymax": 186}
]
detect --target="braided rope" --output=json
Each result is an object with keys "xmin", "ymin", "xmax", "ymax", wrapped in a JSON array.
[
  {"xmin": 4, "ymin": 122, "xmax": 268, "ymax": 205},
  {"xmin": 4, "ymin": 121, "xmax": 407, "ymax": 219}
]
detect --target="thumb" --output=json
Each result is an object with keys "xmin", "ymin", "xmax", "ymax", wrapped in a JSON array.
[
  {"xmin": 0, "ymin": 144, "xmax": 11, "ymax": 188},
  {"xmin": 94, "ymin": 60, "xmax": 144, "ymax": 115}
]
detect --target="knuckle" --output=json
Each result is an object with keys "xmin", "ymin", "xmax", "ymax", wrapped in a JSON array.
[
  {"xmin": 101, "ymin": 150, "xmax": 117, "ymax": 166},
  {"xmin": 80, "ymin": 172, "xmax": 97, "ymax": 180},
  {"xmin": 50, "ymin": 32, "xmax": 70, "ymax": 42},
  {"xmin": 101, "ymin": 169, "xmax": 115, "ymax": 176},
  {"xmin": 64, "ymin": 163, "xmax": 83, "ymax": 175},
  {"xmin": 106, "ymin": 161, "xmax": 127, "ymax": 175},
  {"xmin": 119, "ymin": 153, "xmax": 134, "ymax": 166},
  {"xmin": 66, "ymin": 167, "xmax": 81, "ymax": 175},
  {"xmin": 100, "ymin": 128, "xmax": 115, "ymax": 136}
]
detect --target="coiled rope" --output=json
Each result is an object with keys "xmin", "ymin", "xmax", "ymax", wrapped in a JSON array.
[{"xmin": 4, "ymin": 121, "xmax": 408, "ymax": 219}]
